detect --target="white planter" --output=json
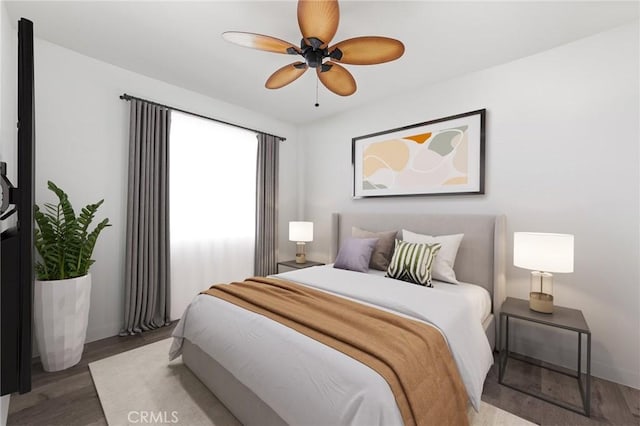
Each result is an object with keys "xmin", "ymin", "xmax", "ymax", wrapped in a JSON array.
[{"xmin": 34, "ymin": 274, "xmax": 92, "ymax": 372}]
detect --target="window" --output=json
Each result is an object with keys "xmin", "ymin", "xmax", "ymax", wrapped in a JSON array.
[{"xmin": 169, "ymin": 112, "xmax": 257, "ymax": 318}]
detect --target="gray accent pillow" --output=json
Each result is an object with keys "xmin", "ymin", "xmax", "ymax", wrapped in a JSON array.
[
  {"xmin": 352, "ymin": 227, "xmax": 397, "ymax": 271},
  {"xmin": 333, "ymin": 237, "xmax": 379, "ymax": 273}
]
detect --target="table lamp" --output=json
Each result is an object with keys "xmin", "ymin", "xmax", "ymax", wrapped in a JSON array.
[
  {"xmin": 289, "ymin": 221, "xmax": 313, "ymax": 264},
  {"xmin": 513, "ymin": 232, "xmax": 574, "ymax": 314}
]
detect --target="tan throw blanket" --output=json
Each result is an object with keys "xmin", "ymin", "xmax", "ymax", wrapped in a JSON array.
[{"xmin": 201, "ymin": 277, "xmax": 469, "ymax": 426}]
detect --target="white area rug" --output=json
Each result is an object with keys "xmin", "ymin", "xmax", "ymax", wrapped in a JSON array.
[{"xmin": 90, "ymin": 338, "xmax": 535, "ymax": 426}]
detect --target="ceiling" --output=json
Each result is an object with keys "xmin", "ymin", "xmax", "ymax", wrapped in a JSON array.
[{"xmin": 5, "ymin": 1, "xmax": 639, "ymax": 124}]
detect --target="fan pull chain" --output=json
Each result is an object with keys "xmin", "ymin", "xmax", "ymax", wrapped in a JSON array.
[{"xmin": 315, "ymin": 75, "xmax": 320, "ymax": 107}]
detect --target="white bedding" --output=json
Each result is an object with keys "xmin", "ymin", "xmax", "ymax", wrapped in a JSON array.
[
  {"xmin": 170, "ymin": 265, "xmax": 493, "ymax": 425},
  {"xmin": 365, "ymin": 267, "xmax": 492, "ymax": 324}
]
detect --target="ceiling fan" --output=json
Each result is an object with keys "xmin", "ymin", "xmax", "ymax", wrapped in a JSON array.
[{"xmin": 222, "ymin": 0, "xmax": 405, "ymax": 99}]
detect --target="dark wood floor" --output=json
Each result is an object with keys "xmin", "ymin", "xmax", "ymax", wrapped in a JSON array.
[
  {"xmin": 8, "ymin": 324, "xmax": 177, "ymax": 426},
  {"xmin": 483, "ymin": 355, "xmax": 639, "ymax": 426},
  {"xmin": 8, "ymin": 326, "xmax": 640, "ymax": 426}
]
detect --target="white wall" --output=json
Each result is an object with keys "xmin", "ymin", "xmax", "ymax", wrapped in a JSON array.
[
  {"xmin": 34, "ymin": 37, "xmax": 298, "ymax": 343},
  {"xmin": 0, "ymin": 0, "xmax": 16, "ymax": 422},
  {"xmin": 299, "ymin": 22, "xmax": 640, "ymax": 389}
]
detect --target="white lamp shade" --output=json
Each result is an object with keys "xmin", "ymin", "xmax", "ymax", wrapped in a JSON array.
[
  {"xmin": 289, "ymin": 221, "xmax": 313, "ymax": 242},
  {"xmin": 514, "ymin": 232, "xmax": 574, "ymax": 273}
]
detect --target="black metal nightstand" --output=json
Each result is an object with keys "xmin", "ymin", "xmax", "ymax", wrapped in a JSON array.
[
  {"xmin": 498, "ymin": 297, "xmax": 591, "ymax": 416},
  {"xmin": 277, "ymin": 260, "xmax": 325, "ymax": 272}
]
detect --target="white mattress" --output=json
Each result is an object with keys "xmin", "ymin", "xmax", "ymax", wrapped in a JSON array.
[
  {"xmin": 171, "ymin": 265, "xmax": 493, "ymax": 425},
  {"xmin": 365, "ymin": 266, "xmax": 492, "ymax": 324}
]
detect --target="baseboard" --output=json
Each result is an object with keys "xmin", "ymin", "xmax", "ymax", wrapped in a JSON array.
[{"xmin": 590, "ymin": 360, "xmax": 640, "ymax": 390}]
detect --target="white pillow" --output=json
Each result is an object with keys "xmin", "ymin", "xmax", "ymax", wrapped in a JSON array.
[{"xmin": 401, "ymin": 230, "xmax": 464, "ymax": 284}]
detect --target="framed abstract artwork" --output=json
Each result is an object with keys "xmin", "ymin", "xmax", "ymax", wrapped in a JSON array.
[{"xmin": 352, "ymin": 109, "xmax": 486, "ymax": 198}]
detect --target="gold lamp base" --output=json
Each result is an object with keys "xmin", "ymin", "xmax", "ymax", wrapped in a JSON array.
[
  {"xmin": 295, "ymin": 242, "xmax": 307, "ymax": 264},
  {"xmin": 529, "ymin": 292, "xmax": 553, "ymax": 314}
]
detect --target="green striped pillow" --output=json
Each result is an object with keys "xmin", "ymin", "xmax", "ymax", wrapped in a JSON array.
[{"xmin": 386, "ymin": 239, "xmax": 442, "ymax": 287}]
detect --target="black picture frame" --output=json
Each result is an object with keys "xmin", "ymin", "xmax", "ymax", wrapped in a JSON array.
[{"xmin": 352, "ymin": 109, "xmax": 486, "ymax": 198}]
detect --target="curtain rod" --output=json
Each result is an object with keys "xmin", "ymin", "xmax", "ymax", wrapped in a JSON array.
[{"xmin": 119, "ymin": 93, "xmax": 286, "ymax": 141}]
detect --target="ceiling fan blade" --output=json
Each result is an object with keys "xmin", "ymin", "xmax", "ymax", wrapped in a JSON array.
[
  {"xmin": 266, "ymin": 62, "xmax": 309, "ymax": 89},
  {"xmin": 222, "ymin": 31, "xmax": 300, "ymax": 54},
  {"xmin": 317, "ymin": 62, "xmax": 356, "ymax": 96},
  {"xmin": 297, "ymin": 0, "xmax": 339, "ymax": 48},
  {"xmin": 330, "ymin": 36, "xmax": 405, "ymax": 65}
]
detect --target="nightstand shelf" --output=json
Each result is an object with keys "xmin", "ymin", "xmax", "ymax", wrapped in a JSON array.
[
  {"xmin": 498, "ymin": 297, "xmax": 591, "ymax": 417},
  {"xmin": 277, "ymin": 260, "xmax": 325, "ymax": 272}
]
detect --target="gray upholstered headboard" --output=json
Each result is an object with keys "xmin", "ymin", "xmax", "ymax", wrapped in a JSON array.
[{"xmin": 330, "ymin": 213, "xmax": 506, "ymax": 317}]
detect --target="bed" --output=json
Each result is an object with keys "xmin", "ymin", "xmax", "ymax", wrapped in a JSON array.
[{"xmin": 170, "ymin": 213, "xmax": 506, "ymax": 425}]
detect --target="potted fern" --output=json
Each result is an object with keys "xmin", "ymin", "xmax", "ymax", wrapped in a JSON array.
[{"xmin": 34, "ymin": 181, "xmax": 110, "ymax": 371}]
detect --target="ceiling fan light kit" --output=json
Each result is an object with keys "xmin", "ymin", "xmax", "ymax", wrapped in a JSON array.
[{"xmin": 222, "ymin": 0, "xmax": 404, "ymax": 101}]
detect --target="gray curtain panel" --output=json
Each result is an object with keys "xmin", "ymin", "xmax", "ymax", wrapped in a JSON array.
[
  {"xmin": 254, "ymin": 133, "xmax": 280, "ymax": 276},
  {"xmin": 121, "ymin": 99, "xmax": 171, "ymax": 335}
]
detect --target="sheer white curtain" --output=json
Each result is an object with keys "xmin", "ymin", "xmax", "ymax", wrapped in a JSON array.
[{"xmin": 170, "ymin": 112, "xmax": 257, "ymax": 319}]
